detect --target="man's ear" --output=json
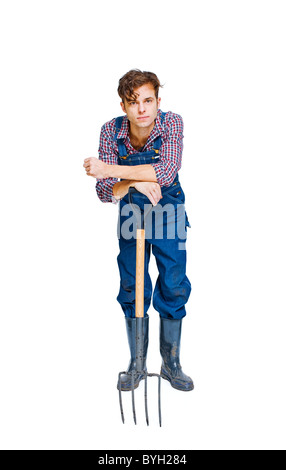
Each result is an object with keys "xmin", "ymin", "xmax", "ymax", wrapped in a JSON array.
[
  {"xmin": 120, "ymin": 101, "xmax": 126, "ymax": 114},
  {"xmin": 157, "ymin": 97, "xmax": 161, "ymax": 109}
]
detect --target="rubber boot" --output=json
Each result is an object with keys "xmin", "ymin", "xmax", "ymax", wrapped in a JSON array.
[
  {"xmin": 160, "ymin": 317, "xmax": 194, "ymax": 391},
  {"xmin": 117, "ymin": 315, "xmax": 149, "ymax": 391}
]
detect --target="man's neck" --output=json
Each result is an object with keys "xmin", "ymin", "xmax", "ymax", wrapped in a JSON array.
[{"xmin": 129, "ymin": 120, "xmax": 155, "ymax": 149}]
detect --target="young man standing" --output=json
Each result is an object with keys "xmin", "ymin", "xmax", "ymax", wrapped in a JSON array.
[{"xmin": 83, "ymin": 70, "xmax": 194, "ymax": 392}]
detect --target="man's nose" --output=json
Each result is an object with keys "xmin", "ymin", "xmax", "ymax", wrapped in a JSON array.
[{"xmin": 138, "ymin": 102, "xmax": 145, "ymax": 113}]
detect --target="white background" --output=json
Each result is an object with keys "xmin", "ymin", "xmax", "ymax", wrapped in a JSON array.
[{"xmin": 0, "ymin": 0, "xmax": 285, "ymax": 450}]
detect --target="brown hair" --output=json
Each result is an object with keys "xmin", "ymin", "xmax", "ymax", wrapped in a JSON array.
[{"xmin": 118, "ymin": 69, "xmax": 162, "ymax": 102}]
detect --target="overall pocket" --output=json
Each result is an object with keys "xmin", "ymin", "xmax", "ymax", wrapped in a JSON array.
[{"xmin": 162, "ymin": 182, "xmax": 185, "ymax": 205}]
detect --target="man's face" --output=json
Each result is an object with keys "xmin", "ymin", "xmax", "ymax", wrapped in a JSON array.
[{"xmin": 120, "ymin": 83, "xmax": 161, "ymax": 131}]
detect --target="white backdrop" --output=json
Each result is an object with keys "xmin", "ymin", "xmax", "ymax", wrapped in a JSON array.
[{"xmin": 0, "ymin": 0, "xmax": 286, "ymax": 450}]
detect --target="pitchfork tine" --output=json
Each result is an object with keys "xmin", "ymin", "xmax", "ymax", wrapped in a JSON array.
[
  {"xmin": 131, "ymin": 371, "xmax": 137, "ymax": 425},
  {"xmin": 118, "ymin": 372, "xmax": 125, "ymax": 424},
  {"xmin": 158, "ymin": 374, "xmax": 162, "ymax": 427},
  {"xmin": 144, "ymin": 374, "xmax": 149, "ymax": 426}
]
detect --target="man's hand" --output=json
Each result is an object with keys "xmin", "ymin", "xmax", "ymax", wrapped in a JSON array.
[
  {"xmin": 84, "ymin": 158, "xmax": 158, "ymax": 184},
  {"xmin": 83, "ymin": 157, "xmax": 108, "ymax": 179},
  {"xmin": 133, "ymin": 182, "xmax": 162, "ymax": 206}
]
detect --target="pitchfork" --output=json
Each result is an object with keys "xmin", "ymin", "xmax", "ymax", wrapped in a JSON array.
[{"xmin": 118, "ymin": 188, "xmax": 162, "ymax": 426}]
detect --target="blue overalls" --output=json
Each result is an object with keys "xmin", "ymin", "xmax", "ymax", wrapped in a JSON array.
[{"xmin": 115, "ymin": 113, "xmax": 191, "ymax": 320}]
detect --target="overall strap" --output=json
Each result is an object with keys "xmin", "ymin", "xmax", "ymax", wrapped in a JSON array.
[
  {"xmin": 114, "ymin": 116, "xmax": 128, "ymax": 157},
  {"xmin": 160, "ymin": 111, "xmax": 166, "ymax": 123},
  {"xmin": 114, "ymin": 116, "xmax": 124, "ymax": 138},
  {"xmin": 152, "ymin": 111, "xmax": 166, "ymax": 151}
]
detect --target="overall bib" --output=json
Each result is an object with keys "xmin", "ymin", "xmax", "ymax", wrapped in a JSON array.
[{"xmin": 115, "ymin": 113, "xmax": 191, "ymax": 320}]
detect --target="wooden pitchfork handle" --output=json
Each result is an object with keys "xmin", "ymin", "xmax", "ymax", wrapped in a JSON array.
[
  {"xmin": 128, "ymin": 188, "xmax": 153, "ymax": 319},
  {"xmin": 135, "ymin": 228, "xmax": 145, "ymax": 319}
]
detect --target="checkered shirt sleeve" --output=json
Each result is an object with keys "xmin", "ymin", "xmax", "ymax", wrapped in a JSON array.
[
  {"xmin": 151, "ymin": 113, "xmax": 184, "ymax": 187},
  {"xmin": 95, "ymin": 120, "xmax": 118, "ymax": 203}
]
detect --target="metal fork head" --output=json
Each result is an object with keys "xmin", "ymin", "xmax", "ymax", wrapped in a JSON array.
[{"xmin": 118, "ymin": 370, "xmax": 162, "ymax": 427}]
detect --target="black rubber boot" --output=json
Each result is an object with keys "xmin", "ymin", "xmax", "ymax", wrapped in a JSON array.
[
  {"xmin": 160, "ymin": 317, "xmax": 194, "ymax": 391},
  {"xmin": 117, "ymin": 315, "xmax": 149, "ymax": 391}
]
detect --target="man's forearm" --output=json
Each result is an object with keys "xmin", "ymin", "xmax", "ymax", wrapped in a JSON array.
[
  {"xmin": 113, "ymin": 179, "xmax": 137, "ymax": 200},
  {"xmin": 109, "ymin": 164, "xmax": 157, "ymax": 182}
]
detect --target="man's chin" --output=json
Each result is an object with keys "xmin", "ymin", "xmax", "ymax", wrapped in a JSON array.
[{"xmin": 136, "ymin": 119, "xmax": 153, "ymax": 128}]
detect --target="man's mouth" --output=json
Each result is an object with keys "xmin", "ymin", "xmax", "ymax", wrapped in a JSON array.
[{"xmin": 137, "ymin": 116, "xmax": 149, "ymax": 120}]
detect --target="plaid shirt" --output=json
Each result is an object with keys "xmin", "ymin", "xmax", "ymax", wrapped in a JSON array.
[{"xmin": 96, "ymin": 109, "xmax": 184, "ymax": 203}]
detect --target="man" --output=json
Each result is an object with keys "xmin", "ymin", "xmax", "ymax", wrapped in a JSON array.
[{"xmin": 83, "ymin": 69, "xmax": 194, "ymax": 392}]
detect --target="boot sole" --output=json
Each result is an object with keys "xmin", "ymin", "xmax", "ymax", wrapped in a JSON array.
[
  {"xmin": 161, "ymin": 372, "xmax": 194, "ymax": 392},
  {"xmin": 117, "ymin": 373, "xmax": 146, "ymax": 392},
  {"xmin": 117, "ymin": 383, "xmax": 140, "ymax": 392}
]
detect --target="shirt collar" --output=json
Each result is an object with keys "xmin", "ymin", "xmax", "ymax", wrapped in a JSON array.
[{"xmin": 117, "ymin": 109, "xmax": 164, "ymax": 141}]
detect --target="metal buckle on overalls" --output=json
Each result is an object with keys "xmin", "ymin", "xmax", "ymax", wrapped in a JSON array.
[{"xmin": 121, "ymin": 156, "xmax": 128, "ymax": 160}]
